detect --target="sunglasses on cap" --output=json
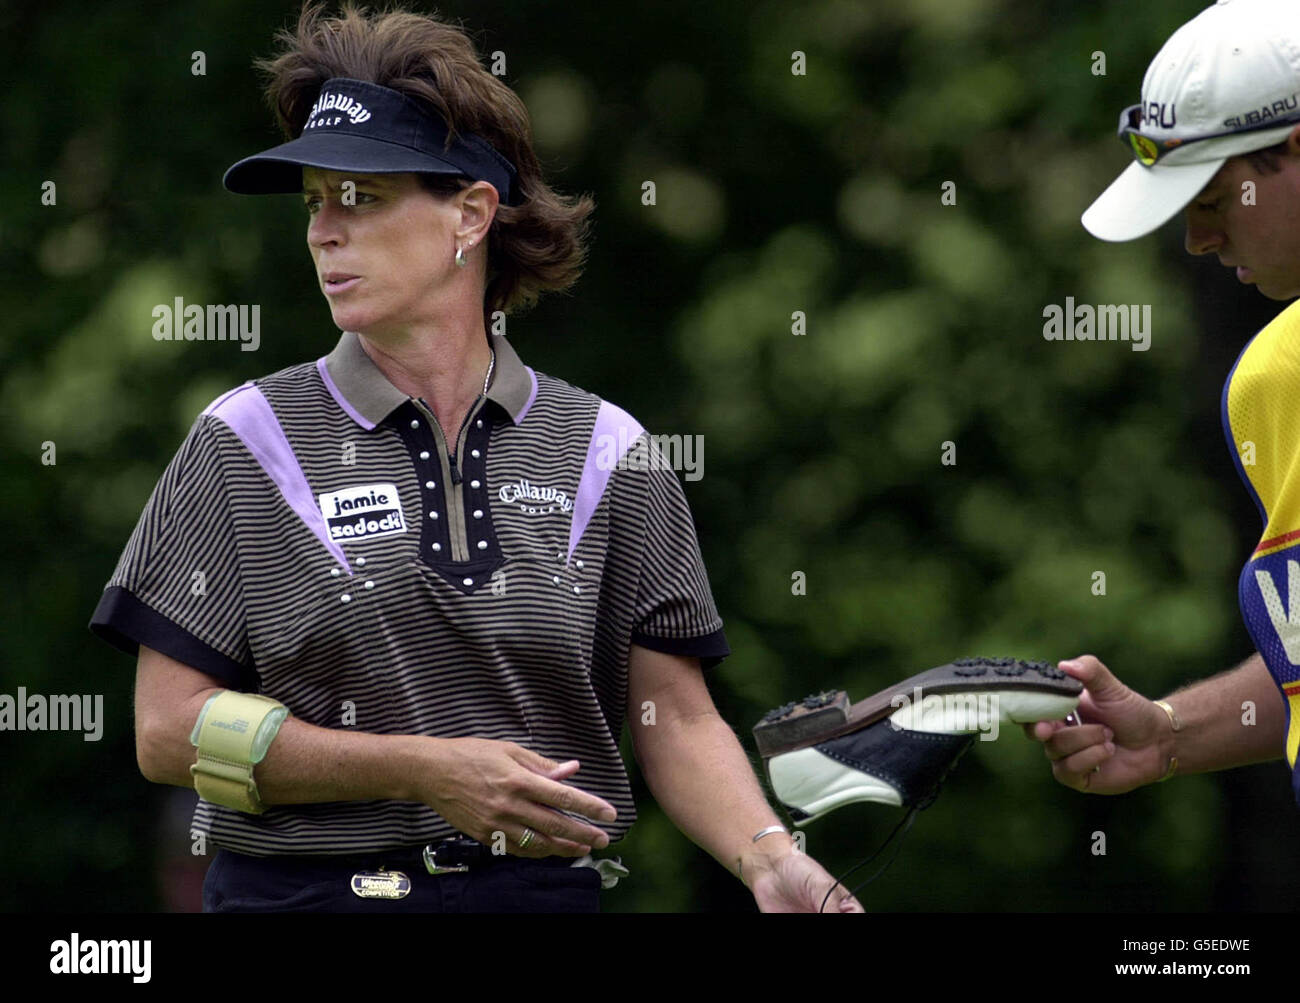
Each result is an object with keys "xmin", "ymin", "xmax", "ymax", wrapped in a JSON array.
[{"xmin": 1117, "ymin": 103, "xmax": 1300, "ymax": 166}]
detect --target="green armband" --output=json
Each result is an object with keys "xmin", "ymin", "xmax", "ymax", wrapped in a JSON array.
[{"xmin": 189, "ymin": 691, "xmax": 290, "ymax": 814}]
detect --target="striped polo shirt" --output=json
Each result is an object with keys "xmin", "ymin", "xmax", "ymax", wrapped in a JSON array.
[{"xmin": 89, "ymin": 330, "xmax": 729, "ymax": 855}]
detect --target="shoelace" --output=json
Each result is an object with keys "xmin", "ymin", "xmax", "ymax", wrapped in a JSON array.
[
  {"xmin": 816, "ymin": 740, "xmax": 971, "ymax": 913},
  {"xmin": 817, "ymin": 803, "xmax": 921, "ymax": 913}
]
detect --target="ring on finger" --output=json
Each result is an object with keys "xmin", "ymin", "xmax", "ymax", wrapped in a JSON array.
[{"xmin": 518, "ymin": 827, "xmax": 536, "ymax": 849}]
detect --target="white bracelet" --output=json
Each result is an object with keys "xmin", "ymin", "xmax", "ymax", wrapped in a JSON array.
[{"xmin": 740, "ymin": 825, "xmax": 793, "ymax": 884}]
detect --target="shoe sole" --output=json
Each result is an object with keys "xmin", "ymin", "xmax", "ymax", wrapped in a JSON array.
[{"xmin": 753, "ymin": 656, "xmax": 1082, "ymax": 759}]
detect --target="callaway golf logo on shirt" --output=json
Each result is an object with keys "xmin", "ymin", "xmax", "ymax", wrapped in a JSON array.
[
  {"xmin": 498, "ymin": 479, "xmax": 573, "ymax": 515},
  {"xmin": 319, "ymin": 483, "xmax": 406, "ymax": 541}
]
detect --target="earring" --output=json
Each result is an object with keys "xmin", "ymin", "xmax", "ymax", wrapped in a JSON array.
[{"xmin": 455, "ymin": 245, "xmax": 468, "ymax": 268}]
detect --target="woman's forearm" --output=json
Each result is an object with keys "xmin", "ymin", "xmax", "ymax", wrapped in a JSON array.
[
  {"xmin": 135, "ymin": 645, "xmax": 430, "ymax": 805},
  {"xmin": 637, "ymin": 712, "xmax": 794, "ymax": 882}
]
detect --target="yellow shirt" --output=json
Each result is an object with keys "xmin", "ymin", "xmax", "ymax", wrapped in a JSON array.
[{"xmin": 1223, "ymin": 298, "xmax": 1300, "ymax": 796}]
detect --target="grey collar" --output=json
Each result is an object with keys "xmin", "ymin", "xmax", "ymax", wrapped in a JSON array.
[{"xmin": 320, "ymin": 330, "xmax": 536, "ymax": 429}]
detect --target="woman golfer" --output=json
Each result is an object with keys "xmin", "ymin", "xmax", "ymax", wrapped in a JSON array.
[{"xmin": 89, "ymin": 2, "xmax": 862, "ymax": 913}]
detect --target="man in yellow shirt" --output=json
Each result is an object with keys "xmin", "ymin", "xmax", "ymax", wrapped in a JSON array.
[{"xmin": 1028, "ymin": 0, "xmax": 1300, "ymax": 802}]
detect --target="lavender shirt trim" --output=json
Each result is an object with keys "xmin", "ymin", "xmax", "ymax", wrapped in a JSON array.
[
  {"xmin": 517, "ymin": 366, "xmax": 539, "ymax": 425},
  {"xmin": 568, "ymin": 400, "xmax": 644, "ymax": 564},
  {"xmin": 317, "ymin": 357, "xmax": 376, "ymax": 431},
  {"xmin": 205, "ymin": 382, "xmax": 352, "ymax": 574}
]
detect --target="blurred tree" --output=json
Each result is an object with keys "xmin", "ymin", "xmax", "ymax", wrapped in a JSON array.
[{"xmin": 4, "ymin": 0, "xmax": 1298, "ymax": 913}]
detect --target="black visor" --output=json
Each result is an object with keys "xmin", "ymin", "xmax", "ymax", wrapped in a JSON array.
[{"xmin": 223, "ymin": 77, "xmax": 519, "ymax": 205}]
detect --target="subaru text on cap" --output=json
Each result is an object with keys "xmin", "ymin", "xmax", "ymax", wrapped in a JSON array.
[
  {"xmin": 223, "ymin": 77, "xmax": 520, "ymax": 206},
  {"xmin": 1082, "ymin": 0, "xmax": 1300, "ymax": 243}
]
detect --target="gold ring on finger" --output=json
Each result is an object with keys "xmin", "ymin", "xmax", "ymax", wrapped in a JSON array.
[{"xmin": 518, "ymin": 827, "xmax": 535, "ymax": 849}]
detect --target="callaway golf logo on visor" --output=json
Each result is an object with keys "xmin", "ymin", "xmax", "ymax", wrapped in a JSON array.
[
  {"xmin": 304, "ymin": 90, "xmax": 373, "ymax": 128},
  {"xmin": 222, "ymin": 77, "xmax": 519, "ymax": 204}
]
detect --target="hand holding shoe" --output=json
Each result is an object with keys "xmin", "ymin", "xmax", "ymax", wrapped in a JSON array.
[{"xmin": 1021, "ymin": 655, "xmax": 1173, "ymax": 794}]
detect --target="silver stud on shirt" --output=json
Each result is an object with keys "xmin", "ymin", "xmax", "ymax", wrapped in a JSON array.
[
  {"xmin": 364, "ymin": 580, "xmax": 374, "ymax": 589},
  {"xmin": 477, "ymin": 540, "xmax": 487, "ymax": 550},
  {"xmin": 476, "ymin": 419, "xmax": 483, "ymax": 428},
  {"xmin": 432, "ymin": 543, "xmax": 442, "ymax": 552},
  {"xmin": 573, "ymin": 585, "xmax": 581, "ymax": 595},
  {"xmin": 576, "ymin": 560, "xmax": 584, "ymax": 569},
  {"xmin": 470, "ymin": 479, "xmax": 481, "ymax": 489},
  {"xmin": 419, "ymin": 450, "xmax": 430, "ymax": 460},
  {"xmin": 429, "ymin": 511, "xmax": 439, "ymax": 520},
  {"xmin": 463, "ymin": 577, "xmax": 474, "ymax": 587},
  {"xmin": 340, "ymin": 594, "xmax": 352, "ymax": 603},
  {"xmin": 473, "ymin": 509, "xmax": 483, "ymax": 519},
  {"xmin": 410, "ymin": 419, "xmax": 419, "ymax": 429},
  {"xmin": 425, "ymin": 480, "xmax": 436, "ymax": 489},
  {"xmin": 471, "ymin": 449, "xmax": 480, "ymax": 459},
  {"xmin": 356, "ymin": 557, "xmax": 366, "ymax": 567},
  {"xmin": 552, "ymin": 575, "xmax": 560, "ymax": 585},
  {"xmin": 330, "ymin": 568, "xmax": 341, "ymax": 577}
]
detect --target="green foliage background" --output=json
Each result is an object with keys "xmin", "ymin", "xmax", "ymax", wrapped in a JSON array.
[{"xmin": 4, "ymin": 0, "xmax": 1299, "ymax": 911}]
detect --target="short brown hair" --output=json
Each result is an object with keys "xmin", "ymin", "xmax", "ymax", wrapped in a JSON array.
[
  {"xmin": 253, "ymin": 2, "xmax": 595, "ymax": 322},
  {"xmin": 1243, "ymin": 138, "xmax": 1291, "ymax": 174}
]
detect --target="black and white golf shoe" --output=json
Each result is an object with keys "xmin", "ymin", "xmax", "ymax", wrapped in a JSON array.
[{"xmin": 754, "ymin": 657, "xmax": 1082, "ymax": 824}]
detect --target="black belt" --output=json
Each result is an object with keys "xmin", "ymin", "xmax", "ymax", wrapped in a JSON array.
[{"xmin": 260, "ymin": 838, "xmax": 573, "ymax": 876}]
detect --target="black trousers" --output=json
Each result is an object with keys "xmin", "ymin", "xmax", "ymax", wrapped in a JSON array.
[{"xmin": 202, "ymin": 848, "xmax": 602, "ymax": 913}]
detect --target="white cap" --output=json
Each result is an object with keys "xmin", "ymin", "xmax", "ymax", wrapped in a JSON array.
[{"xmin": 1082, "ymin": 0, "xmax": 1300, "ymax": 242}]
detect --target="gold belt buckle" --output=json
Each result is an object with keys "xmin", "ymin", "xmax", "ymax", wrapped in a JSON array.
[{"xmin": 350, "ymin": 868, "xmax": 411, "ymax": 899}]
